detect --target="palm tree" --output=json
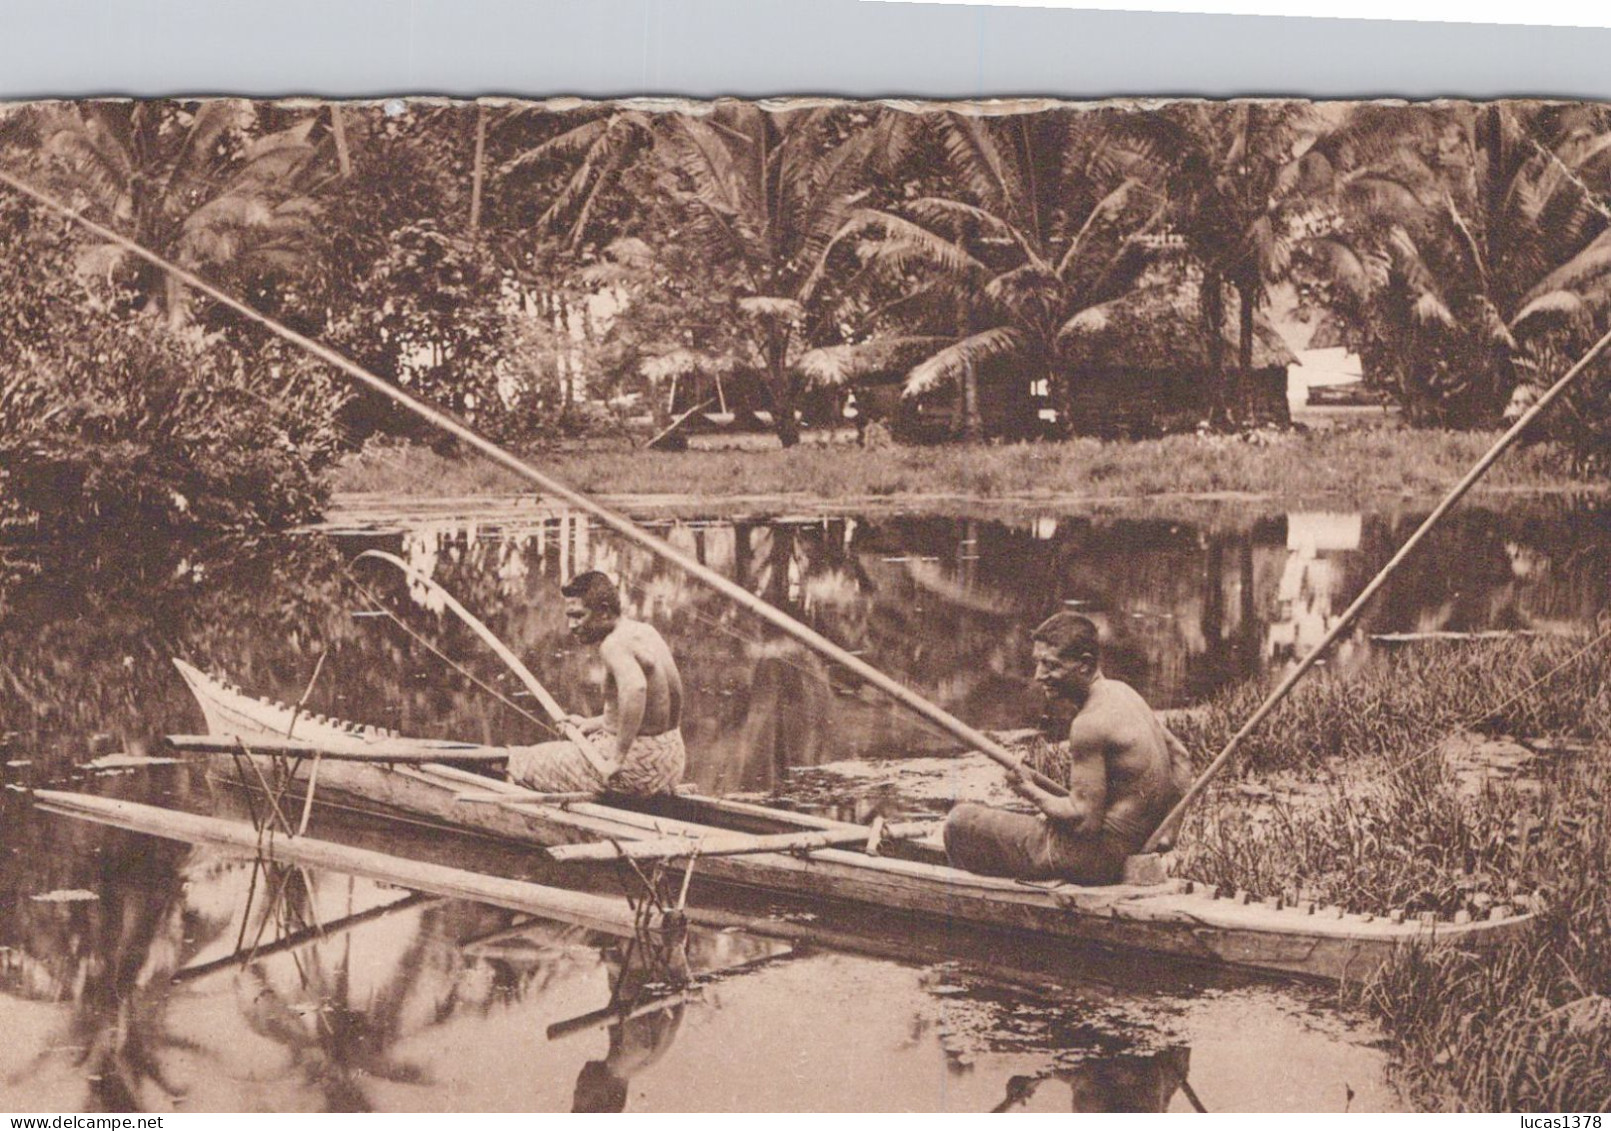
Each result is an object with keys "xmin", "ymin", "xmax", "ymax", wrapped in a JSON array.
[
  {"xmin": 1124, "ymin": 101, "xmax": 1323, "ymax": 425},
  {"xmin": 30, "ymin": 101, "xmax": 333, "ymax": 327},
  {"xmin": 504, "ymin": 103, "xmax": 901, "ymax": 446},
  {"xmin": 807, "ymin": 107, "xmax": 1166, "ymax": 439},
  {"xmin": 1297, "ymin": 102, "xmax": 1611, "ymax": 425}
]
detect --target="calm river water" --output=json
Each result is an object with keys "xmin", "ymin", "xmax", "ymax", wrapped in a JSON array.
[{"xmin": 3, "ymin": 494, "xmax": 1607, "ymax": 1111}]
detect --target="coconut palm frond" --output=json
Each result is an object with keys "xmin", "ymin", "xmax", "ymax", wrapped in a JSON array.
[
  {"xmin": 737, "ymin": 295, "xmax": 805, "ymax": 323},
  {"xmin": 1511, "ymin": 288, "xmax": 1588, "ymax": 330},
  {"xmin": 640, "ymin": 348, "xmax": 734, "ymax": 384},
  {"xmin": 903, "ymin": 326, "xmax": 1025, "ymax": 396},
  {"xmin": 665, "ymin": 115, "xmax": 749, "ymax": 222},
  {"xmin": 1438, "ymin": 195, "xmax": 1489, "ymax": 285},
  {"xmin": 840, "ymin": 209, "xmax": 990, "ymax": 279},
  {"xmin": 661, "ymin": 117, "xmax": 767, "ymax": 272},
  {"xmin": 1413, "ymin": 290, "xmax": 1457, "ymax": 328},
  {"xmin": 797, "ymin": 336, "xmax": 950, "ymax": 386},
  {"xmin": 497, "ymin": 113, "xmax": 626, "ymax": 175},
  {"xmin": 983, "ymin": 261, "xmax": 1058, "ymax": 303},
  {"xmin": 1336, "ymin": 171, "xmax": 1433, "ymax": 223},
  {"xmin": 903, "ymin": 195, "xmax": 1017, "ymax": 239},
  {"xmin": 158, "ymin": 101, "xmax": 256, "ymax": 207},
  {"xmin": 40, "ymin": 111, "xmax": 134, "ymax": 213},
  {"xmin": 792, "ymin": 113, "xmax": 901, "ymax": 277},
  {"xmin": 1055, "ymin": 177, "xmax": 1143, "ymax": 281},
  {"xmin": 1307, "ymin": 236, "xmax": 1380, "ymax": 300},
  {"xmin": 184, "ymin": 192, "xmax": 276, "ymax": 234},
  {"xmin": 1516, "ymin": 229, "xmax": 1611, "ymax": 312},
  {"xmin": 934, "ymin": 113, "xmax": 1021, "ymax": 221},
  {"xmin": 1056, "ymin": 303, "xmax": 1114, "ymax": 340}
]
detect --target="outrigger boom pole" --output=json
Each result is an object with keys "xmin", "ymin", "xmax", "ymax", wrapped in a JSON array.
[{"xmin": 0, "ymin": 168, "xmax": 1067, "ymax": 798}]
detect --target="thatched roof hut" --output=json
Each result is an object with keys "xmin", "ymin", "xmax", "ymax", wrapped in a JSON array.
[
  {"xmin": 1063, "ymin": 275, "xmax": 1300, "ymax": 373},
  {"xmin": 1059, "ymin": 274, "xmax": 1299, "ymax": 436}
]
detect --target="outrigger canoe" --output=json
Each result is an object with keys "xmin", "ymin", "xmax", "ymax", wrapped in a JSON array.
[{"xmin": 170, "ymin": 658, "xmax": 1535, "ymax": 984}]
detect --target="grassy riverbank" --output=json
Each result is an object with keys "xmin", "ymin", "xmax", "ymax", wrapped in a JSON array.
[
  {"xmin": 1170, "ymin": 635, "xmax": 1610, "ymax": 1110},
  {"xmin": 328, "ymin": 427, "xmax": 1600, "ymax": 511}
]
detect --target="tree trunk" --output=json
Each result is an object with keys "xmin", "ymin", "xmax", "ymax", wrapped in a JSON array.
[
  {"xmin": 551, "ymin": 292, "xmax": 574, "ymax": 409},
  {"xmin": 961, "ymin": 353, "xmax": 982, "ymax": 442},
  {"xmin": 1201, "ymin": 270, "xmax": 1229, "ymax": 428},
  {"xmin": 771, "ymin": 380, "xmax": 801, "ymax": 447},
  {"xmin": 469, "ymin": 103, "xmax": 488, "ymax": 241},
  {"xmin": 330, "ymin": 105, "xmax": 352, "ymax": 178},
  {"xmin": 165, "ymin": 273, "xmax": 188, "ymax": 330},
  {"xmin": 1237, "ymin": 279, "xmax": 1257, "ymax": 423},
  {"xmin": 763, "ymin": 336, "xmax": 800, "ymax": 447}
]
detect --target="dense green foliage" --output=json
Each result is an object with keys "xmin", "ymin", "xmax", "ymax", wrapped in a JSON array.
[
  {"xmin": 6, "ymin": 96, "xmax": 1611, "ymax": 535},
  {"xmin": 0, "ymin": 189, "xmax": 348, "ymax": 535},
  {"xmin": 0, "ymin": 320, "xmax": 348, "ymax": 533}
]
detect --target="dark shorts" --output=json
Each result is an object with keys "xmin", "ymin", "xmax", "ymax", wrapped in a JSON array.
[{"xmin": 943, "ymin": 802, "xmax": 1128, "ymax": 885}]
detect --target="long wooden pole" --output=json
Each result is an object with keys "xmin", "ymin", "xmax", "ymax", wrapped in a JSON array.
[
  {"xmin": 165, "ymin": 734, "xmax": 513, "ymax": 762},
  {"xmin": 0, "ymin": 168, "xmax": 1063, "ymax": 798},
  {"xmin": 352, "ymin": 549, "xmax": 610, "ymax": 775},
  {"xmin": 1144, "ymin": 320, "xmax": 1611, "ymax": 851},
  {"xmin": 34, "ymin": 790, "xmax": 643, "ymax": 937},
  {"xmin": 34, "ymin": 791, "xmax": 1116, "ymax": 991}
]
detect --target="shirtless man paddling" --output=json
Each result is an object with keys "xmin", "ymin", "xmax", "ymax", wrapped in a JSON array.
[
  {"xmin": 944, "ymin": 612, "xmax": 1193, "ymax": 884},
  {"xmin": 508, "ymin": 571, "xmax": 686, "ymax": 796}
]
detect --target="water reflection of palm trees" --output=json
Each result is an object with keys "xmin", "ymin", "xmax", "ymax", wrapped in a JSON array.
[
  {"xmin": 226, "ymin": 864, "xmax": 430, "ymax": 1111},
  {"xmin": 1, "ymin": 814, "xmax": 226, "ymax": 1112}
]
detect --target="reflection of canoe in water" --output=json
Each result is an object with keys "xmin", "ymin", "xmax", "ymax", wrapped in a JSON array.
[{"xmin": 171, "ymin": 658, "xmax": 1534, "ymax": 985}]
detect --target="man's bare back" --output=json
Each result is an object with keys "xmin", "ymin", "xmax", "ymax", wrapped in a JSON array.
[
  {"xmin": 508, "ymin": 571, "xmax": 687, "ymax": 797},
  {"xmin": 595, "ymin": 617, "xmax": 684, "ymax": 746},
  {"xmin": 1060, "ymin": 677, "xmax": 1191, "ymax": 851},
  {"xmin": 943, "ymin": 612, "xmax": 1192, "ymax": 883}
]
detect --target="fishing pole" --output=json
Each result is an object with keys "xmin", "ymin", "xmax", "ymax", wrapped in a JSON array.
[{"xmin": 353, "ymin": 549, "xmax": 610, "ymax": 776}]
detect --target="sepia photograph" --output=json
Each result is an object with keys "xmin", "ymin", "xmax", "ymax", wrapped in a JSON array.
[{"xmin": 2, "ymin": 4, "xmax": 1610, "ymax": 1115}]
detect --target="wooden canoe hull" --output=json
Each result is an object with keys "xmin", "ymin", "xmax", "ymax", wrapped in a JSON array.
[{"xmin": 171, "ymin": 658, "xmax": 1535, "ymax": 983}]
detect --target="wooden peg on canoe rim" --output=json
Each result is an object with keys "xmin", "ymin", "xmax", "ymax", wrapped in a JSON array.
[{"xmin": 864, "ymin": 816, "xmax": 886, "ymax": 856}]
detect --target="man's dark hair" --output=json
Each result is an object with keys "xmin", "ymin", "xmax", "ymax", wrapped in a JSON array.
[
  {"xmin": 561, "ymin": 571, "xmax": 621, "ymax": 616},
  {"xmin": 1030, "ymin": 612, "xmax": 1100, "ymax": 662}
]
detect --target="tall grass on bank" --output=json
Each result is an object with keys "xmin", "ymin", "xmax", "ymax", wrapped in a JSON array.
[
  {"xmin": 1169, "ymin": 634, "xmax": 1611, "ymax": 777},
  {"xmin": 1139, "ymin": 634, "xmax": 1611, "ymax": 1111},
  {"xmin": 1161, "ymin": 636, "xmax": 1610, "ymax": 914},
  {"xmin": 328, "ymin": 429, "xmax": 1597, "ymax": 507},
  {"xmin": 1354, "ymin": 757, "xmax": 1611, "ymax": 1112}
]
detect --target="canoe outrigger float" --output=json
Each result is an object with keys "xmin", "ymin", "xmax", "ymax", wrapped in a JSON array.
[{"xmin": 166, "ymin": 658, "xmax": 1536, "ymax": 984}]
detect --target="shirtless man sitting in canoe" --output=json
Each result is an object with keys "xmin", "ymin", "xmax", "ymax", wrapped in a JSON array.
[
  {"xmin": 508, "ymin": 571, "xmax": 686, "ymax": 797},
  {"xmin": 944, "ymin": 612, "xmax": 1193, "ymax": 885}
]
